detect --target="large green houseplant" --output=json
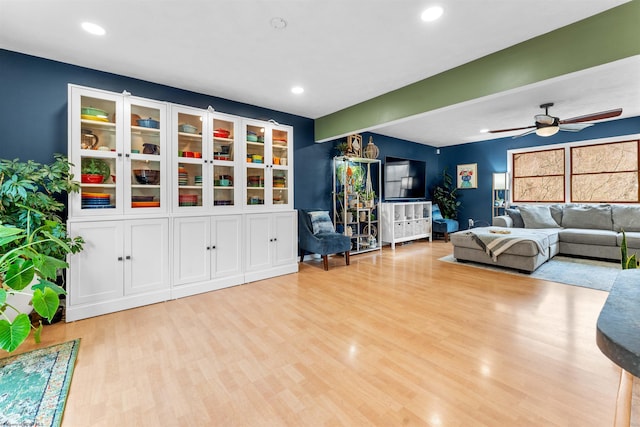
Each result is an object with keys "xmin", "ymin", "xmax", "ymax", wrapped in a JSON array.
[
  {"xmin": 430, "ymin": 167, "xmax": 461, "ymax": 219},
  {"xmin": 0, "ymin": 155, "xmax": 84, "ymax": 352}
]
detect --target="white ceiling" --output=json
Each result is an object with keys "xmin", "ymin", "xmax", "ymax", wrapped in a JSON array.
[{"xmin": 1, "ymin": 0, "xmax": 637, "ymax": 146}]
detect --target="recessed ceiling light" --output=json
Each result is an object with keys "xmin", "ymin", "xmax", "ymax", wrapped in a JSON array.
[
  {"xmin": 291, "ymin": 86, "xmax": 304, "ymax": 95},
  {"xmin": 480, "ymin": 128, "xmax": 490, "ymax": 133},
  {"xmin": 82, "ymin": 22, "xmax": 106, "ymax": 36},
  {"xmin": 421, "ymin": 6, "xmax": 443, "ymax": 22},
  {"xmin": 270, "ymin": 17, "xmax": 287, "ymax": 30}
]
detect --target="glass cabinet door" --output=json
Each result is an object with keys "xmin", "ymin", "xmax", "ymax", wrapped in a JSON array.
[
  {"xmin": 270, "ymin": 127, "xmax": 290, "ymax": 207},
  {"xmin": 211, "ymin": 114, "xmax": 239, "ymax": 208},
  {"xmin": 243, "ymin": 120, "xmax": 293, "ymax": 209},
  {"xmin": 174, "ymin": 108, "xmax": 206, "ymax": 209},
  {"xmin": 244, "ymin": 122, "xmax": 266, "ymax": 207},
  {"xmin": 72, "ymin": 88, "xmax": 123, "ymax": 216},
  {"xmin": 126, "ymin": 98, "xmax": 166, "ymax": 212}
]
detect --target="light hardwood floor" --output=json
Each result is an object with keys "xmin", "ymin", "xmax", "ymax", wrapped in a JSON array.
[{"xmin": 13, "ymin": 240, "xmax": 620, "ymax": 426}]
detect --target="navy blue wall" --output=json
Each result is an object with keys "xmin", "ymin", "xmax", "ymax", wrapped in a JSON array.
[{"xmin": 439, "ymin": 116, "xmax": 640, "ymax": 228}]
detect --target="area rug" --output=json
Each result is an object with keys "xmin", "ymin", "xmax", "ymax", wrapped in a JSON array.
[
  {"xmin": 439, "ymin": 254, "xmax": 620, "ymax": 291},
  {"xmin": 0, "ymin": 339, "xmax": 80, "ymax": 427}
]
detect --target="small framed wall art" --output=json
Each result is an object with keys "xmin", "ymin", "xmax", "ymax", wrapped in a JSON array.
[
  {"xmin": 346, "ymin": 134, "xmax": 362, "ymax": 157},
  {"xmin": 457, "ymin": 163, "xmax": 477, "ymax": 189}
]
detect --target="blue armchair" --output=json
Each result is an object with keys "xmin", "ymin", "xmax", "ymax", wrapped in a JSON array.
[
  {"xmin": 432, "ymin": 204, "xmax": 459, "ymax": 242},
  {"xmin": 298, "ymin": 209, "xmax": 351, "ymax": 271}
]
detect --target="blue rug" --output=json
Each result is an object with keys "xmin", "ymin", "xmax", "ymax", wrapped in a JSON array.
[
  {"xmin": 440, "ymin": 254, "xmax": 619, "ymax": 291},
  {"xmin": 0, "ymin": 339, "xmax": 80, "ymax": 427}
]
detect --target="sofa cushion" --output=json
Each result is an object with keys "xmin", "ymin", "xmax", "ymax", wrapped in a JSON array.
[
  {"xmin": 532, "ymin": 228, "xmax": 560, "ymax": 246},
  {"xmin": 561, "ymin": 204, "xmax": 613, "ymax": 230},
  {"xmin": 617, "ymin": 231, "xmax": 640, "ymax": 250},
  {"xmin": 558, "ymin": 228, "xmax": 618, "ymax": 246},
  {"xmin": 519, "ymin": 205, "xmax": 560, "ymax": 229},
  {"xmin": 549, "ymin": 204, "xmax": 564, "ymax": 225},
  {"xmin": 308, "ymin": 211, "xmax": 335, "ymax": 235},
  {"xmin": 505, "ymin": 208, "xmax": 524, "ymax": 228},
  {"xmin": 612, "ymin": 205, "xmax": 640, "ymax": 232}
]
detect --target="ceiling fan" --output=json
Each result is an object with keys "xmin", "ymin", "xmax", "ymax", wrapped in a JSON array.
[{"xmin": 489, "ymin": 102, "xmax": 623, "ymax": 138}]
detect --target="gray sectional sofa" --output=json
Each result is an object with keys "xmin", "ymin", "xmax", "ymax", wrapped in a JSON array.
[{"xmin": 449, "ymin": 204, "xmax": 640, "ymax": 272}]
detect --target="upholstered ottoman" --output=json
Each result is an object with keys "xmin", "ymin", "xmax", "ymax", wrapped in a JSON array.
[{"xmin": 449, "ymin": 227, "xmax": 558, "ymax": 272}]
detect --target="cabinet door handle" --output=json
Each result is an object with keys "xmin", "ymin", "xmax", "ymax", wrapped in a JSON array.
[
  {"xmin": 269, "ymin": 238, "xmax": 273, "ymax": 242},
  {"xmin": 206, "ymin": 246, "xmax": 210, "ymax": 250},
  {"xmin": 273, "ymin": 238, "xmax": 277, "ymax": 242},
  {"xmin": 125, "ymin": 153, "xmax": 130, "ymax": 158},
  {"xmin": 118, "ymin": 256, "xmax": 123, "ymax": 261},
  {"xmin": 117, "ymin": 153, "xmax": 123, "ymax": 158},
  {"xmin": 212, "ymin": 245, "xmax": 216, "ymax": 249},
  {"xmin": 125, "ymin": 255, "xmax": 131, "ymax": 260}
]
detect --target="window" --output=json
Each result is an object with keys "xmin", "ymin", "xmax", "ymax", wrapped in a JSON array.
[
  {"xmin": 512, "ymin": 148, "xmax": 565, "ymax": 202},
  {"xmin": 510, "ymin": 138, "xmax": 640, "ymax": 204}
]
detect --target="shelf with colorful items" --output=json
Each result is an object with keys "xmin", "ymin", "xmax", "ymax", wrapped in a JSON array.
[
  {"xmin": 211, "ymin": 117, "xmax": 238, "ymax": 207},
  {"xmin": 69, "ymin": 85, "xmax": 168, "ymax": 216},
  {"xmin": 172, "ymin": 106, "xmax": 242, "ymax": 210},
  {"xmin": 173, "ymin": 108, "xmax": 206, "ymax": 209},
  {"xmin": 243, "ymin": 119, "xmax": 292, "ymax": 209},
  {"xmin": 332, "ymin": 156, "xmax": 381, "ymax": 254}
]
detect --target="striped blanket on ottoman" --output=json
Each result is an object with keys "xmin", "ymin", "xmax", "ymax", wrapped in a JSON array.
[{"xmin": 469, "ymin": 228, "xmax": 548, "ymax": 261}]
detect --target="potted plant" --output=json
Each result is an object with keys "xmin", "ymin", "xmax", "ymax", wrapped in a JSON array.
[
  {"xmin": 81, "ymin": 158, "xmax": 109, "ymax": 184},
  {"xmin": 359, "ymin": 189, "xmax": 376, "ymax": 208},
  {"xmin": 0, "ymin": 220, "xmax": 73, "ymax": 352},
  {"xmin": 0, "ymin": 155, "xmax": 84, "ymax": 352},
  {"xmin": 620, "ymin": 230, "xmax": 638, "ymax": 269},
  {"xmin": 430, "ymin": 167, "xmax": 461, "ymax": 219}
]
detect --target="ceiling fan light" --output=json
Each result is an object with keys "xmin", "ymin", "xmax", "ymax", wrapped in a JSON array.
[{"xmin": 536, "ymin": 125, "xmax": 559, "ymax": 137}]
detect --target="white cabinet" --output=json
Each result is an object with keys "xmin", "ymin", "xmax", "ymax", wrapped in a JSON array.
[
  {"xmin": 67, "ymin": 84, "xmax": 298, "ymax": 321},
  {"xmin": 67, "ymin": 218, "xmax": 170, "ymax": 321},
  {"xmin": 245, "ymin": 212, "xmax": 298, "ymax": 282},
  {"xmin": 381, "ymin": 202, "xmax": 432, "ymax": 249},
  {"xmin": 243, "ymin": 119, "xmax": 293, "ymax": 209},
  {"xmin": 172, "ymin": 215, "xmax": 243, "ymax": 298},
  {"xmin": 68, "ymin": 85, "xmax": 168, "ymax": 217}
]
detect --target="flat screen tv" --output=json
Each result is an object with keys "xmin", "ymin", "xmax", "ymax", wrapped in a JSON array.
[{"xmin": 383, "ymin": 156, "xmax": 427, "ymax": 201}]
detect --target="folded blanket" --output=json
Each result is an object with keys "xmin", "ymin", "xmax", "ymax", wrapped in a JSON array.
[{"xmin": 467, "ymin": 228, "xmax": 548, "ymax": 262}]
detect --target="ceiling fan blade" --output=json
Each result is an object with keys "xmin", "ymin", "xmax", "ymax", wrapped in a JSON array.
[
  {"xmin": 560, "ymin": 108, "xmax": 622, "ymax": 124},
  {"xmin": 488, "ymin": 125, "xmax": 535, "ymax": 133},
  {"xmin": 559, "ymin": 123, "xmax": 593, "ymax": 132},
  {"xmin": 512, "ymin": 128, "xmax": 538, "ymax": 139}
]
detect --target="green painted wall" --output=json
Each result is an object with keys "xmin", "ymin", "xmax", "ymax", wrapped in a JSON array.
[{"xmin": 315, "ymin": 1, "xmax": 640, "ymax": 142}]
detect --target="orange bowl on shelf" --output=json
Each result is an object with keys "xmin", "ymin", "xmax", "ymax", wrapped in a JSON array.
[
  {"xmin": 82, "ymin": 192, "xmax": 111, "ymax": 198},
  {"xmin": 132, "ymin": 201, "xmax": 161, "ymax": 208}
]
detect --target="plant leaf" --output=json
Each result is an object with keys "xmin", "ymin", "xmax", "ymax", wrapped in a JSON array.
[
  {"xmin": 0, "ymin": 313, "xmax": 31, "ymax": 352},
  {"xmin": 34, "ymin": 254, "xmax": 68, "ymax": 280},
  {"xmin": 33, "ymin": 321, "xmax": 43, "ymax": 343},
  {"xmin": 32, "ymin": 278, "xmax": 66, "ymax": 296},
  {"xmin": 5, "ymin": 258, "xmax": 35, "ymax": 290},
  {"xmin": 0, "ymin": 289, "xmax": 6, "ymax": 306},
  {"xmin": 31, "ymin": 288, "xmax": 59, "ymax": 322}
]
